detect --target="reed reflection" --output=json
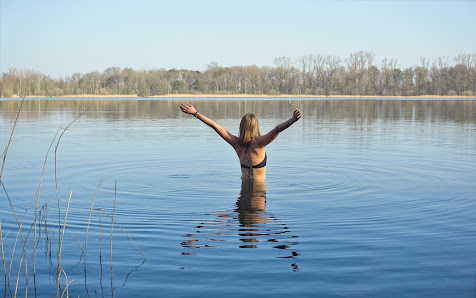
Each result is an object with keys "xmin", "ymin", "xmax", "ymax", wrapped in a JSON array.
[{"xmin": 181, "ymin": 180, "xmax": 300, "ymax": 271}]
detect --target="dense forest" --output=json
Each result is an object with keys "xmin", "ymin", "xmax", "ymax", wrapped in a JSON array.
[{"xmin": 1, "ymin": 51, "xmax": 475, "ymax": 97}]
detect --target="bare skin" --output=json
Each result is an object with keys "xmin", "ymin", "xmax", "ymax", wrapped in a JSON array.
[{"xmin": 180, "ymin": 103, "xmax": 301, "ymax": 180}]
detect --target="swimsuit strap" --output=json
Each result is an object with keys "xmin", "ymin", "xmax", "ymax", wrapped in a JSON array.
[
  {"xmin": 252, "ymin": 153, "xmax": 267, "ymax": 168},
  {"xmin": 240, "ymin": 153, "xmax": 267, "ymax": 169},
  {"xmin": 240, "ymin": 153, "xmax": 266, "ymax": 180}
]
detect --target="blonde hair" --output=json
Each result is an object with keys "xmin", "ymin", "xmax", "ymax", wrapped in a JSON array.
[{"xmin": 239, "ymin": 113, "xmax": 261, "ymax": 148}]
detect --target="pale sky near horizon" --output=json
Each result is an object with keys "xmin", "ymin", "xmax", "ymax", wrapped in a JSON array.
[{"xmin": 1, "ymin": 0, "xmax": 475, "ymax": 78}]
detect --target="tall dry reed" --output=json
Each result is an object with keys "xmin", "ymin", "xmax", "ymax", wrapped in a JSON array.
[
  {"xmin": 1, "ymin": 219, "xmax": 6, "ymax": 293},
  {"xmin": 85, "ymin": 178, "xmax": 103, "ymax": 265},
  {"xmin": 1, "ymin": 100, "xmax": 146, "ymax": 296},
  {"xmin": 111, "ymin": 180, "xmax": 117, "ymax": 276},
  {"xmin": 56, "ymin": 190, "xmax": 72, "ymax": 297},
  {"xmin": 101, "ymin": 210, "xmax": 146, "ymax": 259}
]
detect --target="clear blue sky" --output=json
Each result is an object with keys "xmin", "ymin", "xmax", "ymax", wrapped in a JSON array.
[{"xmin": 1, "ymin": 0, "xmax": 475, "ymax": 78}]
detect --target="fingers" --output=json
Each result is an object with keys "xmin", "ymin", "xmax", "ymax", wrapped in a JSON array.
[
  {"xmin": 293, "ymin": 109, "xmax": 302, "ymax": 121},
  {"xmin": 180, "ymin": 103, "xmax": 190, "ymax": 112}
]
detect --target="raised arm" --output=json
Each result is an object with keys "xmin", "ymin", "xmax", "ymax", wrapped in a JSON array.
[
  {"xmin": 256, "ymin": 108, "xmax": 301, "ymax": 147},
  {"xmin": 180, "ymin": 103, "xmax": 237, "ymax": 146}
]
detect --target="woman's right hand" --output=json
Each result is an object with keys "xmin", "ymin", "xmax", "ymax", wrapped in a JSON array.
[
  {"xmin": 180, "ymin": 103, "xmax": 197, "ymax": 115},
  {"xmin": 292, "ymin": 108, "xmax": 302, "ymax": 122}
]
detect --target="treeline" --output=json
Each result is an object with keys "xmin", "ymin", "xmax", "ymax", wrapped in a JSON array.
[{"xmin": 1, "ymin": 51, "xmax": 475, "ymax": 97}]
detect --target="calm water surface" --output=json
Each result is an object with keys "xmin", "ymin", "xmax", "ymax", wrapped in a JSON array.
[{"xmin": 1, "ymin": 98, "xmax": 475, "ymax": 297}]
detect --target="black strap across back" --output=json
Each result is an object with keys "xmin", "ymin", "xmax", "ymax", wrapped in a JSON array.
[
  {"xmin": 240, "ymin": 153, "xmax": 267, "ymax": 169},
  {"xmin": 240, "ymin": 153, "xmax": 267, "ymax": 180}
]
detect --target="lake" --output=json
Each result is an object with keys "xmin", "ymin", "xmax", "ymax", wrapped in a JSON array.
[{"xmin": 1, "ymin": 98, "xmax": 475, "ymax": 297}]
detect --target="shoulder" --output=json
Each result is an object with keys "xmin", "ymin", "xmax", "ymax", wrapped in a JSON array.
[
  {"xmin": 254, "ymin": 129, "xmax": 280, "ymax": 148},
  {"xmin": 228, "ymin": 134, "xmax": 241, "ymax": 148}
]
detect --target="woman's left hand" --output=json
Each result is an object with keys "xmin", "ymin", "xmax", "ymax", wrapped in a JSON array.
[
  {"xmin": 292, "ymin": 108, "xmax": 302, "ymax": 122},
  {"xmin": 180, "ymin": 103, "xmax": 197, "ymax": 115}
]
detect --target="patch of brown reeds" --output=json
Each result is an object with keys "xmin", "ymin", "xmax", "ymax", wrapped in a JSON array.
[{"xmin": 1, "ymin": 99, "xmax": 146, "ymax": 297}]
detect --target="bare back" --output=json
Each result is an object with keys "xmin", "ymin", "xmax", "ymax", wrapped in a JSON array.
[{"xmin": 234, "ymin": 140, "xmax": 267, "ymax": 180}]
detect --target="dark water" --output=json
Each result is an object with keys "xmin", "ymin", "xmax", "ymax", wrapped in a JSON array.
[{"xmin": 1, "ymin": 98, "xmax": 475, "ymax": 297}]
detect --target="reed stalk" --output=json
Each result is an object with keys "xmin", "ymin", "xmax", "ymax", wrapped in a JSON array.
[
  {"xmin": 3, "ymin": 182, "xmax": 29, "ymax": 294},
  {"xmin": 99, "ymin": 209, "xmax": 102, "ymax": 262},
  {"xmin": 33, "ymin": 128, "xmax": 60, "ymax": 284},
  {"xmin": 13, "ymin": 203, "xmax": 48, "ymax": 297},
  {"xmin": 15, "ymin": 202, "xmax": 49, "ymax": 298},
  {"xmin": 24, "ymin": 249, "xmax": 28, "ymax": 297},
  {"xmin": 56, "ymin": 190, "xmax": 72, "ymax": 297},
  {"xmin": 60, "ymin": 268, "xmax": 74, "ymax": 298},
  {"xmin": 69, "ymin": 231, "xmax": 84, "ymax": 269},
  {"xmin": 54, "ymin": 107, "xmax": 92, "ymax": 258},
  {"xmin": 69, "ymin": 231, "xmax": 84, "ymax": 254},
  {"xmin": 8, "ymin": 199, "xmax": 47, "ymax": 297},
  {"xmin": 84, "ymin": 178, "xmax": 102, "ymax": 264},
  {"xmin": 13, "ymin": 250, "xmax": 24, "ymax": 298},
  {"xmin": 99, "ymin": 210, "xmax": 104, "ymax": 294},
  {"xmin": 1, "ymin": 146, "xmax": 7, "ymax": 160},
  {"xmin": 288, "ymin": 100, "xmax": 300, "ymax": 110},
  {"xmin": 101, "ymin": 210, "xmax": 146, "ymax": 259},
  {"xmin": 0, "ymin": 99, "xmax": 23, "ymax": 185},
  {"xmin": 111, "ymin": 181, "xmax": 117, "ymax": 276},
  {"xmin": 0, "ymin": 99, "xmax": 24, "ymax": 295},
  {"xmin": 1, "ymin": 219, "xmax": 6, "ymax": 290}
]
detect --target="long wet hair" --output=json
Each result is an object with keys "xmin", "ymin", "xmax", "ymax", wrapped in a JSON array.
[{"xmin": 238, "ymin": 113, "xmax": 261, "ymax": 148}]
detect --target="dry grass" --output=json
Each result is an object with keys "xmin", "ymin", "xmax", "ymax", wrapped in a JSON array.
[
  {"xmin": 100, "ymin": 210, "xmax": 146, "ymax": 259},
  {"xmin": 0, "ymin": 219, "xmax": 6, "ymax": 284},
  {"xmin": 85, "ymin": 178, "xmax": 103, "ymax": 263},
  {"xmin": 1, "ymin": 100, "xmax": 146, "ymax": 296},
  {"xmin": 56, "ymin": 190, "xmax": 72, "ymax": 296},
  {"xmin": 111, "ymin": 180, "xmax": 117, "ymax": 276}
]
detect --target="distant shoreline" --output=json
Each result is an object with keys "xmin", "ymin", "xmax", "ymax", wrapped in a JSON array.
[{"xmin": 4, "ymin": 94, "xmax": 476, "ymax": 99}]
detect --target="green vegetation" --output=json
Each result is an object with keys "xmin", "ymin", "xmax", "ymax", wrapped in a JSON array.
[{"xmin": 1, "ymin": 51, "xmax": 475, "ymax": 97}]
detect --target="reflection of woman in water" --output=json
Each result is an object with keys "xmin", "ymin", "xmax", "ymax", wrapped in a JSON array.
[
  {"xmin": 180, "ymin": 103, "xmax": 301, "ymax": 180},
  {"xmin": 180, "ymin": 179, "xmax": 300, "ymax": 269},
  {"xmin": 236, "ymin": 179, "xmax": 266, "ymax": 248}
]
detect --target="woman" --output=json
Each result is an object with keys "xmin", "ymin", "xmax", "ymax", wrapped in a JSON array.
[{"xmin": 180, "ymin": 103, "xmax": 301, "ymax": 180}]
